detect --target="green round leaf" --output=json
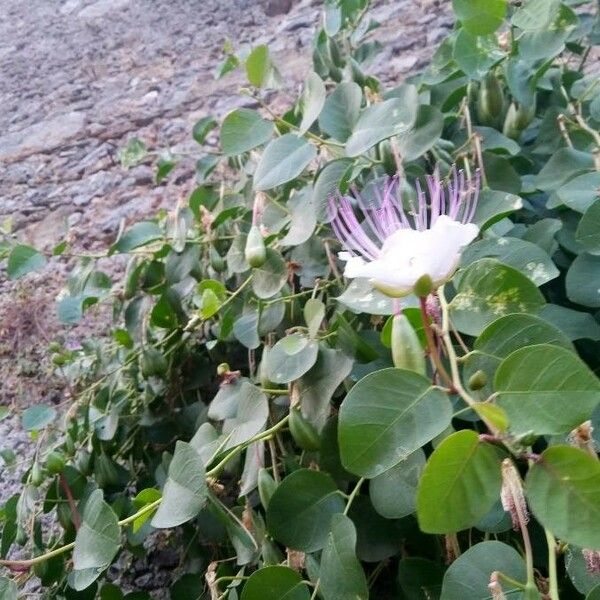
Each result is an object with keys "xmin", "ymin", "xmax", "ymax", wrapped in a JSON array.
[
  {"xmin": 111, "ymin": 221, "xmax": 162, "ymax": 253},
  {"xmin": 220, "ymin": 108, "xmax": 274, "ymax": 156},
  {"xmin": 449, "ymin": 258, "xmax": 545, "ymax": 336},
  {"xmin": 265, "ymin": 333, "xmax": 319, "ymax": 384},
  {"xmin": 398, "ymin": 558, "xmax": 445, "ymax": 600},
  {"xmin": 281, "ymin": 188, "xmax": 317, "ymax": 247},
  {"xmin": 252, "ymin": 248, "xmax": 287, "ymax": 299},
  {"xmin": 556, "ymin": 172, "xmax": 600, "ymax": 213},
  {"xmin": 441, "ymin": 541, "xmax": 526, "ymax": 599},
  {"xmin": 526, "ymin": 446, "xmax": 600, "ymax": 550},
  {"xmin": 7, "ymin": 244, "xmax": 47, "ymax": 279},
  {"xmin": 461, "ymin": 237, "xmax": 559, "ymax": 286},
  {"xmin": 22, "ymin": 404, "xmax": 57, "ymax": 431},
  {"xmin": 233, "ymin": 310, "xmax": 260, "ymax": 349},
  {"xmin": 208, "ymin": 380, "xmax": 268, "ymax": 449},
  {"xmin": 347, "ymin": 495, "xmax": 403, "ymax": 562},
  {"xmin": 535, "ymin": 148, "xmax": 595, "ymax": 192},
  {"xmin": 73, "ymin": 490, "xmax": 120, "ymax": 585},
  {"xmin": 539, "ymin": 304, "xmax": 600, "ymax": 342},
  {"xmin": 246, "ymin": 44, "xmax": 273, "ymax": 88},
  {"xmin": 472, "ymin": 189, "xmax": 523, "ymax": 230},
  {"xmin": 338, "ymin": 368, "xmax": 452, "ymax": 478},
  {"xmin": 495, "ymin": 344, "xmax": 600, "ymax": 436},
  {"xmin": 475, "ymin": 126, "xmax": 520, "ymax": 155},
  {"xmin": 398, "ymin": 105, "xmax": 444, "ymax": 162},
  {"xmin": 297, "ymin": 346, "xmax": 353, "ymax": 431},
  {"xmin": 152, "ymin": 441, "xmax": 207, "ymax": 528},
  {"xmin": 369, "ymin": 449, "xmax": 425, "ymax": 519},
  {"xmin": 566, "ymin": 545, "xmax": 600, "ymax": 595},
  {"xmin": 254, "ymin": 134, "xmax": 317, "ymax": 191},
  {"xmin": 312, "ymin": 158, "xmax": 353, "ymax": 221},
  {"xmin": 241, "ymin": 566, "xmax": 310, "ymax": 600},
  {"xmin": 267, "ymin": 469, "xmax": 345, "ymax": 552},
  {"xmin": 454, "ymin": 30, "xmax": 504, "ymax": 80},
  {"xmin": 345, "ymin": 97, "xmax": 417, "ymax": 157},
  {"xmin": 567, "ymin": 253, "xmax": 600, "ymax": 308},
  {"xmin": 318, "ymin": 82, "xmax": 362, "ymax": 142},
  {"xmin": 452, "ymin": 0, "xmax": 507, "ymax": 35},
  {"xmin": 576, "ymin": 199, "xmax": 600, "ymax": 255},
  {"xmin": 320, "ymin": 514, "xmax": 369, "ymax": 600},
  {"xmin": 417, "ymin": 430, "xmax": 502, "ymax": 533},
  {"xmin": 192, "ymin": 116, "xmax": 217, "ymax": 145},
  {"xmin": 0, "ymin": 577, "xmax": 17, "ymax": 600},
  {"xmin": 464, "ymin": 313, "xmax": 572, "ymax": 397},
  {"xmin": 299, "ymin": 72, "xmax": 326, "ymax": 135},
  {"xmin": 482, "ymin": 152, "xmax": 521, "ymax": 194}
]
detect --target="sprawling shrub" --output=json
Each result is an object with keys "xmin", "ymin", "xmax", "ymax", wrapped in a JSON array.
[{"xmin": 2, "ymin": 0, "xmax": 600, "ymax": 597}]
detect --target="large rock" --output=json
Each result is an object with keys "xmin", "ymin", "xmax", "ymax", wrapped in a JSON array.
[{"xmin": 0, "ymin": 112, "xmax": 86, "ymax": 162}]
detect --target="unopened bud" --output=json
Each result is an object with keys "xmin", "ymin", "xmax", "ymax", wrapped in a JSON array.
[
  {"xmin": 500, "ymin": 459, "xmax": 529, "ymax": 531},
  {"xmin": 468, "ymin": 370, "xmax": 488, "ymax": 390},
  {"xmin": 245, "ymin": 225, "xmax": 267, "ymax": 268},
  {"xmin": 217, "ymin": 362, "xmax": 230, "ymax": 376},
  {"xmin": 413, "ymin": 274, "xmax": 434, "ymax": 298}
]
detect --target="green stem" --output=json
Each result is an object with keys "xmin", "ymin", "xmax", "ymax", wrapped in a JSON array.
[
  {"xmin": 545, "ymin": 529, "xmax": 560, "ymax": 600},
  {"xmin": 438, "ymin": 287, "xmax": 500, "ymax": 436},
  {"xmin": 419, "ymin": 296, "xmax": 455, "ymax": 390},
  {"xmin": 206, "ymin": 415, "xmax": 290, "ymax": 479},
  {"xmin": 0, "ymin": 499, "xmax": 161, "ymax": 569},
  {"xmin": 496, "ymin": 572, "xmax": 527, "ymax": 590},
  {"xmin": 0, "ymin": 414, "xmax": 285, "ymax": 571},
  {"xmin": 343, "ymin": 477, "xmax": 365, "ymax": 516},
  {"xmin": 184, "ymin": 274, "xmax": 253, "ymax": 332}
]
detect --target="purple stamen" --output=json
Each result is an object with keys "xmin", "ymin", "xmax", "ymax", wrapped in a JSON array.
[{"xmin": 329, "ymin": 166, "xmax": 480, "ymax": 262}]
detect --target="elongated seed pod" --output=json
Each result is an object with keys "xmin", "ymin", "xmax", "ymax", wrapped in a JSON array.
[{"xmin": 391, "ymin": 313, "xmax": 426, "ymax": 375}]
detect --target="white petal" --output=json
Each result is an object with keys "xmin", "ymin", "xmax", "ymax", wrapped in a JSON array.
[
  {"xmin": 422, "ymin": 217, "xmax": 479, "ymax": 282},
  {"xmin": 431, "ymin": 215, "xmax": 479, "ymax": 249},
  {"xmin": 339, "ymin": 215, "xmax": 479, "ymax": 297},
  {"xmin": 341, "ymin": 255, "xmax": 369, "ymax": 278}
]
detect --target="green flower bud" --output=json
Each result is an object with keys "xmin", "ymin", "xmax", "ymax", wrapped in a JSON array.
[
  {"xmin": 245, "ymin": 225, "xmax": 267, "ymax": 268},
  {"xmin": 217, "ymin": 362, "xmax": 230, "ymax": 376},
  {"xmin": 209, "ymin": 246, "xmax": 226, "ymax": 272},
  {"xmin": 123, "ymin": 256, "xmax": 139, "ymax": 299},
  {"xmin": 31, "ymin": 461, "xmax": 44, "ymax": 486},
  {"xmin": 413, "ymin": 274, "xmax": 434, "ymax": 298},
  {"xmin": 45, "ymin": 451, "xmax": 66, "ymax": 475},
  {"xmin": 140, "ymin": 347, "xmax": 168, "ymax": 378},
  {"xmin": 468, "ymin": 370, "xmax": 488, "ymax": 390},
  {"xmin": 476, "ymin": 73, "xmax": 504, "ymax": 127}
]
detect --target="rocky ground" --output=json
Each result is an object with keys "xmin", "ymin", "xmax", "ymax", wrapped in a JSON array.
[{"xmin": 0, "ymin": 0, "xmax": 452, "ymax": 594}]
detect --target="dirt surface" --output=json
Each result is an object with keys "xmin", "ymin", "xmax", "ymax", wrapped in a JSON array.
[{"xmin": 0, "ymin": 0, "xmax": 452, "ymax": 593}]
